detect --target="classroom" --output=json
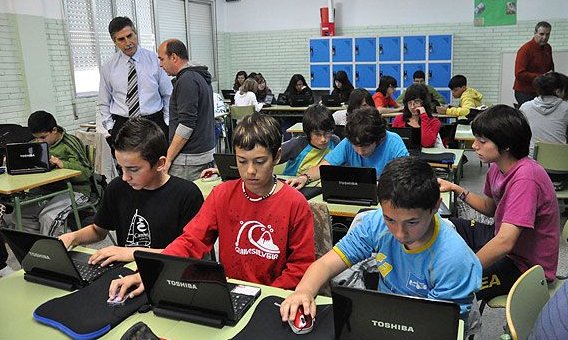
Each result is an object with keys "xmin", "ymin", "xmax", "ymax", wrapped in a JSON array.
[{"xmin": 0, "ymin": 0, "xmax": 567, "ymax": 339}]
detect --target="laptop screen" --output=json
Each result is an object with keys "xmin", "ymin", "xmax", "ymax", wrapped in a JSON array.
[
  {"xmin": 6, "ymin": 142, "xmax": 50, "ymax": 175},
  {"xmin": 389, "ymin": 127, "xmax": 421, "ymax": 150},
  {"xmin": 320, "ymin": 165, "xmax": 378, "ymax": 206},
  {"xmin": 332, "ymin": 285, "xmax": 460, "ymax": 340},
  {"xmin": 213, "ymin": 153, "xmax": 240, "ymax": 181}
]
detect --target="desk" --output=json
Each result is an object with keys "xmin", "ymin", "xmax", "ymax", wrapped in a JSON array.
[
  {"xmin": 286, "ymin": 122, "xmax": 304, "ymax": 135},
  {"xmin": 79, "ymin": 123, "xmax": 96, "ymax": 131},
  {"xmin": 261, "ymin": 105, "xmax": 346, "ymax": 118},
  {"xmin": 454, "ymin": 124, "xmax": 475, "ymax": 149},
  {"xmin": 0, "ymin": 169, "xmax": 82, "ymax": 229}
]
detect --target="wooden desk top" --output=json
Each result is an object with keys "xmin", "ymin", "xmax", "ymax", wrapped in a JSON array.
[
  {"xmin": 454, "ymin": 124, "xmax": 475, "ymax": 141},
  {"xmin": 0, "ymin": 169, "xmax": 82, "ymax": 195},
  {"xmin": 286, "ymin": 122, "xmax": 304, "ymax": 134}
]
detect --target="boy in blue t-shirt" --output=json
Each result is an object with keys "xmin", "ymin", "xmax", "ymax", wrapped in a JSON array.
[
  {"xmin": 287, "ymin": 107, "xmax": 408, "ymax": 189},
  {"xmin": 280, "ymin": 157, "xmax": 482, "ymax": 320}
]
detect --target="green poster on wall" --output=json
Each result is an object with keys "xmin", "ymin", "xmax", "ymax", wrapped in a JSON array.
[{"xmin": 474, "ymin": 0, "xmax": 517, "ymax": 26}]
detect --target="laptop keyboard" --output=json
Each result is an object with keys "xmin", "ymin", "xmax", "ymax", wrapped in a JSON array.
[
  {"xmin": 230, "ymin": 292, "xmax": 254, "ymax": 315},
  {"xmin": 72, "ymin": 259, "xmax": 110, "ymax": 282}
]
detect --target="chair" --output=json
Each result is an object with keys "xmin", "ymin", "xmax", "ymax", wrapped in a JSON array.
[
  {"xmin": 309, "ymin": 202, "xmax": 333, "ymax": 296},
  {"xmin": 505, "ymin": 265, "xmax": 550, "ymax": 340},
  {"xmin": 229, "ymin": 105, "xmax": 255, "ymax": 123},
  {"xmin": 534, "ymin": 141, "xmax": 568, "ymax": 218}
]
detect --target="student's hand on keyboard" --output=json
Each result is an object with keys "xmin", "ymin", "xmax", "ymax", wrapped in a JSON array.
[
  {"xmin": 279, "ymin": 291, "xmax": 316, "ymax": 322},
  {"xmin": 89, "ymin": 246, "xmax": 134, "ymax": 267},
  {"xmin": 109, "ymin": 273, "xmax": 145, "ymax": 302},
  {"xmin": 286, "ymin": 176, "xmax": 308, "ymax": 189}
]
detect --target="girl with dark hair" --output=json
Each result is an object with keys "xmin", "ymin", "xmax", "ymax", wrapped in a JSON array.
[
  {"xmin": 284, "ymin": 74, "xmax": 314, "ymax": 105},
  {"xmin": 332, "ymin": 88, "xmax": 374, "ymax": 126},
  {"xmin": 392, "ymin": 84, "xmax": 443, "ymax": 148},
  {"xmin": 372, "ymin": 76, "xmax": 403, "ymax": 114},
  {"xmin": 331, "ymin": 70, "xmax": 354, "ymax": 103},
  {"xmin": 232, "ymin": 70, "xmax": 247, "ymax": 91},
  {"xmin": 254, "ymin": 73, "xmax": 273, "ymax": 103},
  {"xmin": 234, "ymin": 78, "xmax": 263, "ymax": 112}
]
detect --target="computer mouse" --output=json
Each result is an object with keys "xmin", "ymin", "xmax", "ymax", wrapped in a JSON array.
[
  {"xmin": 201, "ymin": 173, "xmax": 219, "ymax": 182},
  {"xmin": 288, "ymin": 305, "xmax": 314, "ymax": 335}
]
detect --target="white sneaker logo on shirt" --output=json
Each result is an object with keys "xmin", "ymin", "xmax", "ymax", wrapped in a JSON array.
[{"xmin": 234, "ymin": 220, "xmax": 280, "ymax": 260}]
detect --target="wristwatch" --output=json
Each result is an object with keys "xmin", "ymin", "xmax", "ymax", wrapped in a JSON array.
[
  {"xmin": 299, "ymin": 173, "xmax": 311, "ymax": 183},
  {"xmin": 458, "ymin": 189, "xmax": 470, "ymax": 201}
]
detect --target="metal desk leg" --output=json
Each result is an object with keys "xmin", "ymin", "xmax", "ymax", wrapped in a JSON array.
[
  {"xmin": 67, "ymin": 182, "xmax": 81, "ymax": 231},
  {"xmin": 13, "ymin": 196, "xmax": 22, "ymax": 231}
]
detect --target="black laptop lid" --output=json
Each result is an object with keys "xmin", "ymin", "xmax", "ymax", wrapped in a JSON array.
[
  {"xmin": 6, "ymin": 142, "xmax": 50, "ymax": 175},
  {"xmin": 134, "ymin": 251, "xmax": 236, "ymax": 321},
  {"xmin": 221, "ymin": 89, "xmax": 235, "ymax": 99},
  {"xmin": 322, "ymin": 94, "xmax": 341, "ymax": 107},
  {"xmin": 213, "ymin": 153, "xmax": 240, "ymax": 181},
  {"xmin": 320, "ymin": 165, "xmax": 378, "ymax": 205},
  {"xmin": 332, "ymin": 285, "xmax": 460, "ymax": 340},
  {"xmin": 390, "ymin": 127, "xmax": 421, "ymax": 151},
  {"xmin": 289, "ymin": 94, "xmax": 311, "ymax": 107},
  {"xmin": 263, "ymin": 93, "xmax": 274, "ymax": 104}
]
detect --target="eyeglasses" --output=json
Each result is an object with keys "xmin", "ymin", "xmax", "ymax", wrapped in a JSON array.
[{"xmin": 312, "ymin": 130, "xmax": 333, "ymax": 138}]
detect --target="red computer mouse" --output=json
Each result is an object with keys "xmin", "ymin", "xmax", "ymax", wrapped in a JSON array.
[{"xmin": 288, "ymin": 305, "xmax": 314, "ymax": 334}]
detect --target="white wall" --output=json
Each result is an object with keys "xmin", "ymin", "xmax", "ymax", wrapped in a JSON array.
[
  {"xmin": 0, "ymin": 0, "xmax": 63, "ymax": 19},
  {"xmin": 216, "ymin": 0, "xmax": 568, "ymax": 33}
]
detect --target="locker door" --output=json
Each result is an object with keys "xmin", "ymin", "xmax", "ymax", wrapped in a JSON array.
[
  {"xmin": 403, "ymin": 36, "xmax": 426, "ymax": 61},
  {"xmin": 310, "ymin": 39, "xmax": 330, "ymax": 63},
  {"xmin": 310, "ymin": 64, "xmax": 331, "ymax": 88},
  {"xmin": 332, "ymin": 38, "xmax": 353, "ymax": 63},
  {"xmin": 333, "ymin": 64, "xmax": 354, "ymax": 84},
  {"xmin": 402, "ymin": 63, "xmax": 425, "ymax": 88},
  {"xmin": 355, "ymin": 64, "xmax": 377, "ymax": 89},
  {"xmin": 355, "ymin": 37, "xmax": 376, "ymax": 62},
  {"xmin": 438, "ymin": 90, "xmax": 451, "ymax": 104},
  {"xmin": 378, "ymin": 36, "xmax": 401, "ymax": 62},
  {"xmin": 378, "ymin": 64, "xmax": 401, "ymax": 88},
  {"xmin": 428, "ymin": 63, "xmax": 452, "ymax": 88},
  {"xmin": 429, "ymin": 35, "xmax": 452, "ymax": 61}
]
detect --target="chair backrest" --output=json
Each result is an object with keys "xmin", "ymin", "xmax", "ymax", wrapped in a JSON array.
[
  {"xmin": 229, "ymin": 105, "xmax": 255, "ymax": 122},
  {"xmin": 309, "ymin": 202, "xmax": 333, "ymax": 296},
  {"xmin": 506, "ymin": 265, "xmax": 550, "ymax": 340},
  {"xmin": 534, "ymin": 142, "xmax": 568, "ymax": 174}
]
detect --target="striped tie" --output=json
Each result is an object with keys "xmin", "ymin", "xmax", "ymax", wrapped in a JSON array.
[{"xmin": 126, "ymin": 58, "xmax": 140, "ymax": 117}]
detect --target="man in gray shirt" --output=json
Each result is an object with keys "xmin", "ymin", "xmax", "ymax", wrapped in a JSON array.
[{"xmin": 157, "ymin": 39, "xmax": 215, "ymax": 181}]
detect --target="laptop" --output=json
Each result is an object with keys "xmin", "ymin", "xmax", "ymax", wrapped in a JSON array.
[
  {"xmin": 389, "ymin": 127, "xmax": 421, "ymax": 156},
  {"xmin": 213, "ymin": 153, "xmax": 240, "ymax": 181},
  {"xmin": 6, "ymin": 142, "xmax": 51, "ymax": 175},
  {"xmin": 276, "ymin": 93, "xmax": 288, "ymax": 105},
  {"xmin": 134, "ymin": 251, "xmax": 262, "ymax": 328},
  {"xmin": 221, "ymin": 89, "xmax": 236, "ymax": 104},
  {"xmin": 261, "ymin": 93, "xmax": 274, "ymax": 108},
  {"xmin": 321, "ymin": 94, "xmax": 342, "ymax": 107},
  {"xmin": 289, "ymin": 94, "xmax": 312, "ymax": 107},
  {"xmin": 0, "ymin": 228, "xmax": 121, "ymax": 291},
  {"xmin": 320, "ymin": 165, "xmax": 378, "ymax": 206},
  {"xmin": 332, "ymin": 285, "xmax": 460, "ymax": 340}
]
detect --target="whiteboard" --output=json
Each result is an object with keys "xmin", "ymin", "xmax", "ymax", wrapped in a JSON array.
[{"xmin": 500, "ymin": 50, "xmax": 568, "ymax": 106}]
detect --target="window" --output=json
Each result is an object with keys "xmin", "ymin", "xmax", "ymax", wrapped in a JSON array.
[{"xmin": 62, "ymin": 0, "xmax": 215, "ymax": 96}]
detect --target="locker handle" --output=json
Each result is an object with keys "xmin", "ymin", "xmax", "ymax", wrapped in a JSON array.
[
  {"xmin": 332, "ymin": 46, "xmax": 336, "ymax": 56},
  {"xmin": 428, "ymin": 42, "xmax": 433, "ymax": 54},
  {"xmin": 428, "ymin": 71, "xmax": 432, "ymax": 79},
  {"xmin": 310, "ymin": 72, "xmax": 314, "ymax": 81},
  {"xmin": 379, "ymin": 71, "xmax": 383, "ymax": 77},
  {"xmin": 403, "ymin": 70, "xmax": 408, "ymax": 80},
  {"xmin": 355, "ymin": 45, "xmax": 359, "ymax": 55},
  {"xmin": 379, "ymin": 44, "xmax": 383, "ymax": 55},
  {"xmin": 403, "ymin": 43, "xmax": 407, "ymax": 55},
  {"xmin": 310, "ymin": 47, "xmax": 313, "ymax": 56},
  {"xmin": 355, "ymin": 71, "xmax": 360, "ymax": 81}
]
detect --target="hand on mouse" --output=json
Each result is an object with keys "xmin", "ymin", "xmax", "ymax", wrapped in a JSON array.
[
  {"xmin": 289, "ymin": 305, "xmax": 314, "ymax": 334},
  {"xmin": 200, "ymin": 168, "xmax": 219, "ymax": 179},
  {"xmin": 279, "ymin": 290, "xmax": 316, "ymax": 323}
]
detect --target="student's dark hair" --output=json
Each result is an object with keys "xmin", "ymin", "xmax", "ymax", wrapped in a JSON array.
[
  {"xmin": 114, "ymin": 117, "xmax": 168, "ymax": 167},
  {"xmin": 413, "ymin": 70, "xmax": 426, "ymax": 80},
  {"xmin": 233, "ymin": 71, "xmax": 247, "ymax": 89},
  {"xmin": 302, "ymin": 104, "xmax": 335, "ymax": 138},
  {"xmin": 448, "ymin": 75, "xmax": 467, "ymax": 90},
  {"xmin": 346, "ymin": 88, "xmax": 374, "ymax": 114},
  {"xmin": 402, "ymin": 84, "xmax": 433, "ymax": 121},
  {"xmin": 28, "ymin": 110, "xmax": 58, "ymax": 134},
  {"xmin": 163, "ymin": 39, "xmax": 188, "ymax": 60},
  {"xmin": 471, "ymin": 105, "xmax": 531, "ymax": 160},
  {"xmin": 248, "ymin": 72, "xmax": 258, "ymax": 79},
  {"xmin": 254, "ymin": 73, "xmax": 270, "ymax": 98},
  {"xmin": 377, "ymin": 157, "xmax": 440, "ymax": 211},
  {"xmin": 345, "ymin": 107, "xmax": 387, "ymax": 146},
  {"xmin": 533, "ymin": 72, "xmax": 563, "ymax": 97},
  {"xmin": 557, "ymin": 73, "xmax": 568, "ymax": 100},
  {"xmin": 333, "ymin": 71, "xmax": 354, "ymax": 91},
  {"xmin": 232, "ymin": 113, "xmax": 282, "ymax": 159},
  {"xmin": 376, "ymin": 76, "xmax": 397, "ymax": 96},
  {"xmin": 240, "ymin": 78, "xmax": 258, "ymax": 94},
  {"xmin": 108, "ymin": 16, "xmax": 136, "ymax": 39},
  {"xmin": 535, "ymin": 21, "xmax": 552, "ymax": 32},
  {"xmin": 285, "ymin": 74, "xmax": 308, "ymax": 95}
]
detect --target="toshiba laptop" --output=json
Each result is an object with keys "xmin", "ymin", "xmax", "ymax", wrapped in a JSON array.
[
  {"xmin": 320, "ymin": 165, "xmax": 378, "ymax": 206},
  {"xmin": 5, "ymin": 142, "xmax": 51, "ymax": 175},
  {"xmin": 332, "ymin": 285, "xmax": 460, "ymax": 340},
  {"xmin": 0, "ymin": 228, "xmax": 120, "ymax": 291},
  {"xmin": 321, "ymin": 94, "xmax": 342, "ymax": 107},
  {"xmin": 134, "ymin": 251, "xmax": 261, "ymax": 328},
  {"xmin": 213, "ymin": 153, "xmax": 240, "ymax": 181},
  {"xmin": 389, "ymin": 127, "xmax": 421, "ymax": 156},
  {"xmin": 261, "ymin": 93, "xmax": 274, "ymax": 108},
  {"xmin": 289, "ymin": 94, "xmax": 312, "ymax": 107}
]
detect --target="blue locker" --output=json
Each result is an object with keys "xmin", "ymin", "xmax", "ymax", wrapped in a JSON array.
[
  {"xmin": 355, "ymin": 64, "xmax": 377, "ymax": 89},
  {"xmin": 332, "ymin": 38, "xmax": 353, "ymax": 62},
  {"xmin": 333, "ymin": 64, "xmax": 353, "ymax": 84},
  {"xmin": 402, "ymin": 63, "xmax": 425, "ymax": 88},
  {"xmin": 378, "ymin": 64, "xmax": 401, "ymax": 88},
  {"xmin": 310, "ymin": 39, "xmax": 330, "ymax": 63},
  {"xmin": 403, "ymin": 36, "xmax": 426, "ymax": 61},
  {"xmin": 310, "ymin": 64, "xmax": 330, "ymax": 88},
  {"xmin": 428, "ymin": 63, "xmax": 452, "ymax": 88},
  {"xmin": 355, "ymin": 37, "xmax": 376, "ymax": 62},
  {"xmin": 439, "ymin": 90, "xmax": 451, "ymax": 104},
  {"xmin": 393, "ymin": 90, "xmax": 401, "ymax": 100},
  {"xmin": 429, "ymin": 35, "xmax": 452, "ymax": 61},
  {"xmin": 378, "ymin": 37, "xmax": 401, "ymax": 62}
]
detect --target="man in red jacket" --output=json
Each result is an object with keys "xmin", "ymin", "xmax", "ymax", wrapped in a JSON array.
[{"xmin": 514, "ymin": 21, "xmax": 554, "ymax": 106}]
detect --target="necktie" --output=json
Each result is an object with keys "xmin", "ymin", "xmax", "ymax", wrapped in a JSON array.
[{"xmin": 126, "ymin": 58, "xmax": 140, "ymax": 117}]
